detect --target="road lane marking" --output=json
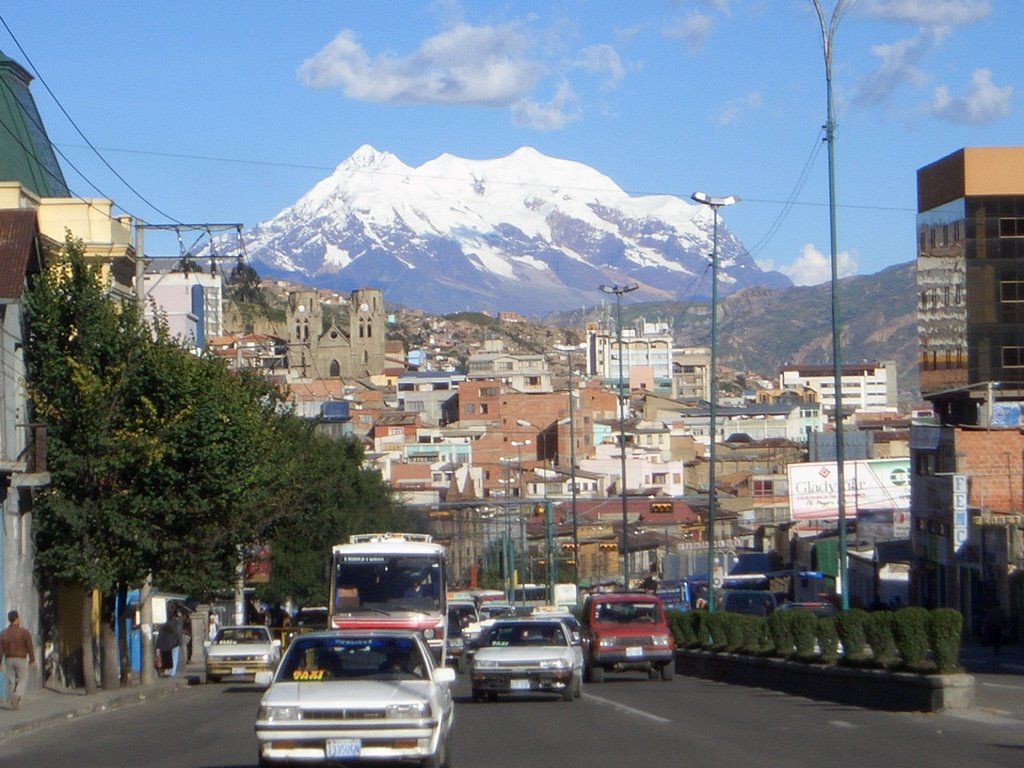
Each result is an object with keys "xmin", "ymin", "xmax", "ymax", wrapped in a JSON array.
[
  {"xmin": 582, "ymin": 692, "xmax": 672, "ymax": 724},
  {"xmin": 828, "ymin": 720, "xmax": 858, "ymax": 729}
]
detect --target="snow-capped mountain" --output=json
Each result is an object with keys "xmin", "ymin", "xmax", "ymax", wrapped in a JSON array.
[{"xmin": 233, "ymin": 145, "xmax": 791, "ymax": 315}]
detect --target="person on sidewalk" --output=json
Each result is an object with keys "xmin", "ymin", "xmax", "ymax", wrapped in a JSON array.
[
  {"xmin": 0, "ymin": 610, "xmax": 36, "ymax": 710},
  {"xmin": 155, "ymin": 609, "xmax": 184, "ymax": 677}
]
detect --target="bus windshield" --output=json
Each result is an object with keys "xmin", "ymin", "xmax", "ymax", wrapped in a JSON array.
[{"xmin": 332, "ymin": 554, "xmax": 444, "ymax": 615}]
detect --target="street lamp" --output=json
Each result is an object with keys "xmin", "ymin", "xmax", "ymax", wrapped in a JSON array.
[
  {"xmin": 599, "ymin": 282, "xmax": 638, "ymax": 588},
  {"xmin": 555, "ymin": 343, "xmax": 587, "ymax": 589},
  {"xmin": 690, "ymin": 192, "xmax": 738, "ymax": 613},
  {"xmin": 812, "ymin": 0, "xmax": 850, "ymax": 609},
  {"xmin": 511, "ymin": 439, "xmax": 531, "ymax": 500}
]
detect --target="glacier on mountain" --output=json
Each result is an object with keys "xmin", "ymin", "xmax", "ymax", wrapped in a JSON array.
[{"xmin": 230, "ymin": 145, "xmax": 791, "ymax": 315}]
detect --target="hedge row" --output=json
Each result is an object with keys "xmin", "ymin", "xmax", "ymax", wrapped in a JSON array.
[{"xmin": 666, "ymin": 606, "xmax": 963, "ymax": 674}]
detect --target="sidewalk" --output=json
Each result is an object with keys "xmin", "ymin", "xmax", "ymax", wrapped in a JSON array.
[{"xmin": 0, "ymin": 665, "xmax": 200, "ymax": 742}]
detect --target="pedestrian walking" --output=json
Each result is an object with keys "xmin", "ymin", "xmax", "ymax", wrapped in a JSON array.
[
  {"xmin": 155, "ymin": 609, "xmax": 184, "ymax": 676},
  {"xmin": 984, "ymin": 599, "xmax": 1008, "ymax": 656},
  {"xmin": 0, "ymin": 610, "xmax": 36, "ymax": 710}
]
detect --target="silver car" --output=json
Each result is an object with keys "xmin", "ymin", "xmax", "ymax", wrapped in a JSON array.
[
  {"xmin": 204, "ymin": 625, "xmax": 281, "ymax": 684},
  {"xmin": 470, "ymin": 618, "xmax": 583, "ymax": 702},
  {"xmin": 255, "ymin": 630, "xmax": 456, "ymax": 767}
]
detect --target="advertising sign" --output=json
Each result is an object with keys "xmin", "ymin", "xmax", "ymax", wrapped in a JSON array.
[
  {"xmin": 952, "ymin": 474, "xmax": 968, "ymax": 550},
  {"xmin": 787, "ymin": 458, "xmax": 911, "ymax": 521}
]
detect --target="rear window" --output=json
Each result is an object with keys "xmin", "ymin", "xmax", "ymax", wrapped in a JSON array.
[
  {"xmin": 593, "ymin": 601, "xmax": 662, "ymax": 625},
  {"xmin": 721, "ymin": 592, "xmax": 775, "ymax": 616}
]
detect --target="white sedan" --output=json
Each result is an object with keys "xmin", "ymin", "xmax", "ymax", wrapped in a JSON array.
[
  {"xmin": 470, "ymin": 618, "xmax": 583, "ymax": 702},
  {"xmin": 255, "ymin": 630, "xmax": 456, "ymax": 767},
  {"xmin": 204, "ymin": 625, "xmax": 281, "ymax": 684}
]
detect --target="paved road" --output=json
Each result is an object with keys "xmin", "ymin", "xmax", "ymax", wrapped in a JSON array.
[{"xmin": 0, "ymin": 662, "xmax": 1021, "ymax": 768}]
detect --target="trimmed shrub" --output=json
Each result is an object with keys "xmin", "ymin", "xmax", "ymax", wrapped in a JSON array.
[
  {"xmin": 836, "ymin": 608, "xmax": 869, "ymax": 660},
  {"xmin": 739, "ymin": 615, "xmax": 769, "ymax": 654},
  {"xmin": 721, "ymin": 612, "xmax": 745, "ymax": 652},
  {"xmin": 667, "ymin": 609, "xmax": 695, "ymax": 647},
  {"xmin": 706, "ymin": 611, "xmax": 729, "ymax": 650},
  {"xmin": 892, "ymin": 607, "xmax": 930, "ymax": 667},
  {"xmin": 767, "ymin": 610, "xmax": 795, "ymax": 658},
  {"xmin": 928, "ymin": 608, "xmax": 963, "ymax": 673},
  {"xmin": 864, "ymin": 611, "xmax": 899, "ymax": 668},
  {"xmin": 791, "ymin": 611, "xmax": 818, "ymax": 658},
  {"xmin": 816, "ymin": 616, "xmax": 840, "ymax": 664},
  {"xmin": 691, "ymin": 609, "xmax": 711, "ymax": 649}
]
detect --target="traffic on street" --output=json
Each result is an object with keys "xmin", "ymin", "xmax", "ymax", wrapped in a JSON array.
[{"xmin": 1, "ymin": 657, "xmax": 1022, "ymax": 768}]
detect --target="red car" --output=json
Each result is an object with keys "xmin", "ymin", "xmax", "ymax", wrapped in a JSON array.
[{"xmin": 580, "ymin": 592, "xmax": 675, "ymax": 682}]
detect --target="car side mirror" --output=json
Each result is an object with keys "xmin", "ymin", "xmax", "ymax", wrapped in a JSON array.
[
  {"xmin": 432, "ymin": 666, "xmax": 457, "ymax": 685},
  {"xmin": 272, "ymin": 639, "xmax": 282, "ymax": 649}
]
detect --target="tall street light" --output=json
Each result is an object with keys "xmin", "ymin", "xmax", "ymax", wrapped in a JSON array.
[
  {"xmin": 690, "ymin": 192, "xmax": 738, "ymax": 613},
  {"xmin": 599, "ymin": 282, "xmax": 638, "ymax": 589},
  {"xmin": 555, "ymin": 343, "xmax": 587, "ymax": 589},
  {"xmin": 812, "ymin": 0, "xmax": 850, "ymax": 610}
]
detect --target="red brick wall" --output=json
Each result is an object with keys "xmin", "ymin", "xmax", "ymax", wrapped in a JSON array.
[{"xmin": 955, "ymin": 428, "xmax": 1024, "ymax": 513}]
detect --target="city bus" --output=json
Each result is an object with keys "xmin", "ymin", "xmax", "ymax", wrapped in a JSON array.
[{"xmin": 329, "ymin": 532, "xmax": 448, "ymax": 662}]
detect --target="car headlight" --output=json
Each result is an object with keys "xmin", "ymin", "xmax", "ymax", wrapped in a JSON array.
[
  {"xmin": 652, "ymin": 635, "xmax": 671, "ymax": 647},
  {"xmin": 260, "ymin": 653, "xmax": 272, "ymax": 662},
  {"xmin": 539, "ymin": 658, "xmax": 569, "ymax": 669},
  {"xmin": 474, "ymin": 659, "xmax": 499, "ymax": 669},
  {"xmin": 423, "ymin": 628, "xmax": 436, "ymax": 640},
  {"xmin": 386, "ymin": 702, "xmax": 430, "ymax": 719},
  {"xmin": 259, "ymin": 705, "xmax": 302, "ymax": 722},
  {"xmin": 598, "ymin": 637, "xmax": 616, "ymax": 648}
]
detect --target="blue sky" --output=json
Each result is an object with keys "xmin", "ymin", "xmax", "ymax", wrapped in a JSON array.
[{"xmin": 2, "ymin": 1, "xmax": 1019, "ymax": 287}]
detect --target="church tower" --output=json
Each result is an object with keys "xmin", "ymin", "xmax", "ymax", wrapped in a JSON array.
[
  {"xmin": 286, "ymin": 290, "xmax": 322, "ymax": 378},
  {"xmin": 348, "ymin": 288, "xmax": 386, "ymax": 377}
]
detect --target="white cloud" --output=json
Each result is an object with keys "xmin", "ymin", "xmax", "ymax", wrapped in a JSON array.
[
  {"xmin": 781, "ymin": 244, "xmax": 858, "ymax": 286},
  {"xmin": 298, "ymin": 24, "xmax": 541, "ymax": 106},
  {"xmin": 662, "ymin": 12, "xmax": 714, "ymax": 56},
  {"xmin": 574, "ymin": 44, "xmax": 625, "ymax": 88},
  {"xmin": 854, "ymin": 28, "xmax": 943, "ymax": 105},
  {"xmin": 857, "ymin": 0, "xmax": 991, "ymax": 27},
  {"xmin": 930, "ymin": 68, "xmax": 1012, "ymax": 125},
  {"xmin": 512, "ymin": 81, "xmax": 581, "ymax": 130},
  {"xmin": 716, "ymin": 91, "xmax": 763, "ymax": 126}
]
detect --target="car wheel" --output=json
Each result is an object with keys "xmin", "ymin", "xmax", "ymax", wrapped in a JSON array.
[
  {"xmin": 456, "ymin": 655, "xmax": 467, "ymax": 675},
  {"xmin": 660, "ymin": 661, "xmax": 675, "ymax": 681},
  {"xmin": 589, "ymin": 664, "xmax": 604, "ymax": 683},
  {"xmin": 574, "ymin": 675, "xmax": 582, "ymax": 698},
  {"xmin": 422, "ymin": 730, "xmax": 451, "ymax": 768},
  {"xmin": 648, "ymin": 667, "xmax": 659, "ymax": 680},
  {"xmin": 206, "ymin": 674, "xmax": 220, "ymax": 684},
  {"xmin": 561, "ymin": 675, "xmax": 576, "ymax": 702}
]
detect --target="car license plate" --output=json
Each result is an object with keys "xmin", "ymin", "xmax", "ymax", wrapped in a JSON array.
[
  {"xmin": 326, "ymin": 739, "xmax": 361, "ymax": 758},
  {"xmin": 625, "ymin": 647, "xmax": 643, "ymax": 658},
  {"xmin": 231, "ymin": 667, "xmax": 246, "ymax": 675},
  {"xmin": 510, "ymin": 679, "xmax": 531, "ymax": 690}
]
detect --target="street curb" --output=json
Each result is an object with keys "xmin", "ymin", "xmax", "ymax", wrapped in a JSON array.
[{"xmin": 0, "ymin": 678, "xmax": 193, "ymax": 742}]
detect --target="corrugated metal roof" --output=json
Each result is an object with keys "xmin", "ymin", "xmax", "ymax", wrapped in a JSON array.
[{"xmin": 0, "ymin": 208, "xmax": 40, "ymax": 301}]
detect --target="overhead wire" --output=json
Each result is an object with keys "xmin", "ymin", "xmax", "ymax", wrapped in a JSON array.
[{"xmin": 0, "ymin": 13, "xmax": 184, "ymax": 225}]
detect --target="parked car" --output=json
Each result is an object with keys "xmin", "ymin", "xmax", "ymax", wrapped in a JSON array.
[
  {"xmin": 580, "ymin": 592, "xmax": 675, "ymax": 682},
  {"xmin": 255, "ymin": 630, "xmax": 456, "ymax": 767},
  {"xmin": 718, "ymin": 590, "xmax": 778, "ymax": 617},
  {"xmin": 204, "ymin": 625, "xmax": 281, "ymax": 684},
  {"xmin": 470, "ymin": 618, "xmax": 582, "ymax": 702}
]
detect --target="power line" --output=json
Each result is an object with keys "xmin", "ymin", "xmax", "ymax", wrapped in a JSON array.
[{"xmin": 0, "ymin": 13, "xmax": 184, "ymax": 225}]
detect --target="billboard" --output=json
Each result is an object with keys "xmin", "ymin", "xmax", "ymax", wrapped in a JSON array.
[{"xmin": 787, "ymin": 458, "xmax": 910, "ymax": 521}]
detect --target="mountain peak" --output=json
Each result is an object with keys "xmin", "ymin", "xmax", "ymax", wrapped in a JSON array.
[
  {"xmin": 338, "ymin": 144, "xmax": 402, "ymax": 171},
  {"xmin": 236, "ymin": 148, "xmax": 792, "ymax": 315}
]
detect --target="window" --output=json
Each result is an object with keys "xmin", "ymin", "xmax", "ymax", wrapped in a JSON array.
[
  {"xmin": 999, "ymin": 218, "xmax": 1024, "ymax": 238},
  {"xmin": 465, "ymin": 403, "xmax": 476, "ymax": 415},
  {"xmin": 753, "ymin": 479, "xmax": 774, "ymax": 497},
  {"xmin": 1001, "ymin": 281, "xmax": 1024, "ymax": 303},
  {"xmin": 1002, "ymin": 346, "xmax": 1024, "ymax": 368}
]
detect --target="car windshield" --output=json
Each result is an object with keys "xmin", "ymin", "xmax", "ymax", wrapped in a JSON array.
[
  {"xmin": 485, "ymin": 622, "xmax": 566, "ymax": 647},
  {"xmin": 216, "ymin": 627, "xmax": 270, "ymax": 644},
  {"xmin": 594, "ymin": 601, "xmax": 660, "ymax": 624},
  {"xmin": 277, "ymin": 635, "xmax": 429, "ymax": 682},
  {"xmin": 294, "ymin": 609, "xmax": 328, "ymax": 627}
]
